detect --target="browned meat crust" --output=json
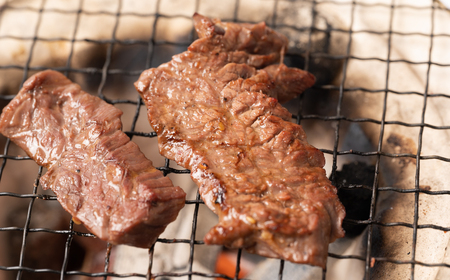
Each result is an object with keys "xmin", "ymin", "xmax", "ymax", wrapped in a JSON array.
[
  {"xmin": 0, "ymin": 70, "xmax": 185, "ymax": 248},
  {"xmin": 135, "ymin": 14, "xmax": 345, "ymax": 267}
]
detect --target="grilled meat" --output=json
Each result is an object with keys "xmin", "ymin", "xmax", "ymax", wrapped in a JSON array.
[
  {"xmin": 135, "ymin": 14, "xmax": 345, "ymax": 268},
  {"xmin": 0, "ymin": 70, "xmax": 185, "ymax": 248}
]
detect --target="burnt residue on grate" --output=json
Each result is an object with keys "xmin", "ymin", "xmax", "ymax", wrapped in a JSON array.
[{"xmin": 0, "ymin": 1, "xmax": 450, "ymax": 280}]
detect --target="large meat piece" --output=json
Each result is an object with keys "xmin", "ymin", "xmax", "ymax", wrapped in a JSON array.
[
  {"xmin": 135, "ymin": 14, "xmax": 345, "ymax": 268},
  {"xmin": 0, "ymin": 70, "xmax": 185, "ymax": 248}
]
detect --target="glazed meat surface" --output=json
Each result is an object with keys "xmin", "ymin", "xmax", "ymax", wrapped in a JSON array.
[
  {"xmin": 135, "ymin": 14, "xmax": 345, "ymax": 267},
  {"xmin": 0, "ymin": 70, "xmax": 185, "ymax": 248}
]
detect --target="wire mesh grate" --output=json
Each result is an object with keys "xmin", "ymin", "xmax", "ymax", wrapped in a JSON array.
[{"xmin": 0, "ymin": 0, "xmax": 449, "ymax": 279}]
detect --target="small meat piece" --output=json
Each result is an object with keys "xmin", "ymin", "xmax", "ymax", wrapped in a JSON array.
[
  {"xmin": 0, "ymin": 70, "xmax": 185, "ymax": 248},
  {"xmin": 135, "ymin": 14, "xmax": 345, "ymax": 268}
]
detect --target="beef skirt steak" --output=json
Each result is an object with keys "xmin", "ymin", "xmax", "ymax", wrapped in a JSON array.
[
  {"xmin": 0, "ymin": 70, "xmax": 186, "ymax": 248},
  {"xmin": 135, "ymin": 14, "xmax": 345, "ymax": 267}
]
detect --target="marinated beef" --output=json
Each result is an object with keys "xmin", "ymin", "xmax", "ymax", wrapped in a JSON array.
[
  {"xmin": 0, "ymin": 70, "xmax": 185, "ymax": 248},
  {"xmin": 135, "ymin": 14, "xmax": 345, "ymax": 268}
]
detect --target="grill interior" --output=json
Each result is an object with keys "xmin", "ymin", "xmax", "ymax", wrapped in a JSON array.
[{"xmin": 0, "ymin": 0, "xmax": 449, "ymax": 279}]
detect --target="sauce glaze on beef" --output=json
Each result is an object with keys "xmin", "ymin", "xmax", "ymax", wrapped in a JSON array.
[
  {"xmin": 0, "ymin": 70, "xmax": 185, "ymax": 248},
  {"xmin": 135, "ymin": 14, "xmax": 345, "ymax": 267}
]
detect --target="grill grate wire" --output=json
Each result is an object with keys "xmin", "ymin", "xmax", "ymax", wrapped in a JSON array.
[{"xmin": 0, "ymin": 0, "xmax": 449, "ymax": 279}]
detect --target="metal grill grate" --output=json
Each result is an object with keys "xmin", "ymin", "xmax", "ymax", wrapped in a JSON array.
[{"xmin": 0, "ymin": 0, "xmax": 449, "ymax": 279}]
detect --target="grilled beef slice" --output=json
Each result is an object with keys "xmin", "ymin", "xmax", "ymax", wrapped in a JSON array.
[
  {"xmin": 135, "ymin": 14, "xmax": 345, "ymax": 267},
  {"xmin": 0, "ymin": 70, "xmax": 185, "ymax": 248}
]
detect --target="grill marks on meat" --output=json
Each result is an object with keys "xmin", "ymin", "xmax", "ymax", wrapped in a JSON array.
[
  {"xmin": 0, "ymin": 70, "xmax": 185, "ymax": 248},
  {"xmin": 136, "ymin": 14, "xmax": 345, "ymax": 267}
]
